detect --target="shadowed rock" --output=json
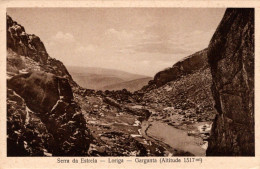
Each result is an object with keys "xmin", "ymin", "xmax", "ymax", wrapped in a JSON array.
[
  {"xmin": 8, "ymin": 71, "xmax": 73, "ymax": 114},
  {"xmin": 7, "ymin": 71, "xmax": 92, "ymax": 156},
  {"xmin": 206, "ymin": 8, "xmax": 254, "ymax": 156}
]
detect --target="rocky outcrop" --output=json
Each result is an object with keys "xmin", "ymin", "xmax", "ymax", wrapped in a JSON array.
[
  {"xmin": 206, "ymin": 9, "xmax": 254, "ymax": 156},
  {"xmin": 7, "ymin": 71, "xmax": 92, "ymax": 156},
  {"xmin": 7, "ymin": 15, "xmax": 74, "ymax": 85},
  {"xmin": 7, "ymin": 15, "xmax": 48, "ymax": 64},
  {"xmin": 142, "ymin": 48, "xmax": 208, "ymax": 90}
]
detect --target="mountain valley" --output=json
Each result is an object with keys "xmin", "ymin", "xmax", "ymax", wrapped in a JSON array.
[{"xmin": 6, "ymin": 8, "xmax": 254, "ymax": 157}]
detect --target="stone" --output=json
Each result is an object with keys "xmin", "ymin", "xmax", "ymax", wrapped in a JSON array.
[
  {"xmin": 7, "ymin": 71, "xmax": 92, "ymax": 156},
  {"xmin": 206, "ymin": 8, "xmax": 254, "ymax": 156}
]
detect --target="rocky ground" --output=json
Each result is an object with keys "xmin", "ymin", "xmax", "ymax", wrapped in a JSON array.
[{"xmin": 72, "ymin": 62, "xmax": 217, "ymax": 156}]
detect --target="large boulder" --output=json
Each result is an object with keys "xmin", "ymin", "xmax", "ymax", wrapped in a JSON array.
[
  {"xmin": 8, "ymin": 71, "xmax": 73, "ymax": 114},
  {"xmin": 206, "ymin": 9, "xmax": 254, "ymax": 156},
  {"xmin": 7, "ymin": 71, "xmax": 92, "ymax": 156}
]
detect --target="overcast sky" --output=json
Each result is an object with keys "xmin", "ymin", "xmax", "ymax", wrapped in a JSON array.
[{"xmin": 7, "ymin": 8, "xmax": 225, "ymax": 76}]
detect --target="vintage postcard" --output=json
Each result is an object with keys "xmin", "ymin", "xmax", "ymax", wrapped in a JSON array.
[{"xmin": 0, "ymin": 0, "xmax": 259, "ymax": 169}]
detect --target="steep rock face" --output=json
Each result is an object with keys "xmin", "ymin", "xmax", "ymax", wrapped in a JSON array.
[
  {"xmin": 7, "ymin": 71, "xmax": 91, "ymax": 156},
  {"xmin": 143, "ymin": 48, "xmax": 208, "ymax": 90},
  {"xmin": 206, "ymin": 9, "xmax": 254, "ymax": 156}
]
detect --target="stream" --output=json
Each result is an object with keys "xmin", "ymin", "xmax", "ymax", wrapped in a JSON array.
[{"xmin": 140, "ymin": 109, "xmax": 206, "ymax": 156}]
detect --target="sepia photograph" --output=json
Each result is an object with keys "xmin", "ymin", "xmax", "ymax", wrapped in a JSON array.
[{"xmin": 5, "ymin": 7, "xmax": 255, "ymax": 158}]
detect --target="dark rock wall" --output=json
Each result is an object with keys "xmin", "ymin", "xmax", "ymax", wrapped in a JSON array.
[{"xmin": 206, "ymin": 8, "xmax": 254, "ymax": 156}]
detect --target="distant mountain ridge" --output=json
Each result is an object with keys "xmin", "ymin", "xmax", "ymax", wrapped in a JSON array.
[
  {"xmin": 67, "ymin": 66, "xmax": 151, "ymax": 91},
  {"xmin": 102, "ymin": 77, "xmax": 153, "ymax": 92}
]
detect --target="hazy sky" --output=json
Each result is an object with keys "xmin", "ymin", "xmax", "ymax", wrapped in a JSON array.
[{"xmin": 7, "ymin": 8, "xmax": 225, "ymax": 76}]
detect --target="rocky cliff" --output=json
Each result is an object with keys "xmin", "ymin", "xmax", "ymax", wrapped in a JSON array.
[
  {"xmin": 206, "ymin": 8, "xmax": 255, "ymax": 156},
  {"xmin": 7, "ymin": 15, "xmax": 74, "ymax": 84},
  {"xmin": 7, "ymin": 15, "xmax": 91, "ymax": 156},
  {"xmin": 139, "ymin": 48, "xmax": 215, "ymax": 121},
  {"xmin": 142, "ymin": 48, "xmax": 208, "ymax": 91}
]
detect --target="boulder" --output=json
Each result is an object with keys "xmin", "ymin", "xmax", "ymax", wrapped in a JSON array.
[
  {"xmin": 8, "ymin": 71, "xmax": 73, "ymax": 114},
  {"xmin": 7, "ymin": 71, "xmax": 92, "ymax": 156}
]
